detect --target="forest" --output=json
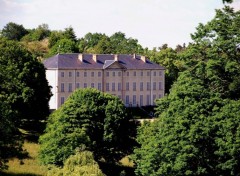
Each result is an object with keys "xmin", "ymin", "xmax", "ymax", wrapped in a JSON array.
[{"xmin": 0, "ymin": 4, "xmax": 240, "ymax": 176}]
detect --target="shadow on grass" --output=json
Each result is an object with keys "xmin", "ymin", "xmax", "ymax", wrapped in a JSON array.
[
  {"xmin": 0, "ymin": 172, "xmax": 42, "ymax": 176},
  {"xmin": 99, "ymin": 162, "xmax": 135, "ymax": 176}
]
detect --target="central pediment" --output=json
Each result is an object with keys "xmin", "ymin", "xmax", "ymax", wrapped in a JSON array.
[{"xmin": 103, "ymin": 60, "xmax": 127, "ymax": 70}]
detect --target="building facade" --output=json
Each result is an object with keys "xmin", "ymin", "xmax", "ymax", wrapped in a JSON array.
[{"xmin": 43, "ymin": 53, "xmax": 165, "ymax": 110}]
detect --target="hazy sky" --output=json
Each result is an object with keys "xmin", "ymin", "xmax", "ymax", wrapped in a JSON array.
[{"xmin": 0, "ymin": 0, "xmax": 239, "ymax": 48}]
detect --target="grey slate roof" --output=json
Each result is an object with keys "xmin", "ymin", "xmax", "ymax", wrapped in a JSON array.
[{"xmin": 43, "ymin": 53, "xmax": 165, "ymax": 70}]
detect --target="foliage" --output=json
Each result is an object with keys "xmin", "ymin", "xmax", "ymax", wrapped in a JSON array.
[
  {"xmin": 1, "ymin": 22, "xmax": 28, "ymax": 41},
  {"xmin": 133, "ymin": 71, "xmax": 240, "ymax": 175},
  {"xmin": 0, "ymin": 101, "xmax": 22, "ymax": 170},
  {"xmin": 0, "ymin": 37, "xmax": 51, "ymax": 122},
  {"xmin": 47, "ymin": 149, "xmax": 105, "ymax": 176},
  {"xmin": 21, "ymin": 24, "xmax": 50, "ymax": 42},
  {"xmin": 49, "ymin": 38, "xmax": 78, "ymax": 55},
  {"xmin": 39, "ymin": 88, "xmax": 133, "ymax": 166}
]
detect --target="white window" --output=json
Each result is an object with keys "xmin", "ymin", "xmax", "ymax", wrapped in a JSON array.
[
  {"xmin": 91, "ymin": 72, "xmax": 94, "ymax": 77},
  {"xmin": 61, "ymin": 72, "xmax": 64, "ymax": 77},
  {"xmin": 118, "ymin": 72, "xmax": 121, "ymax": 76},
  {"xmin": 112, "ymin": 72, "xmax": 115, "ymax": 77},
  {"xmin": 118, "ymin": 83, "xmax": 121, "ymax": 91},
  {"xmin": 133, "ymin": 71, "xmax": 136, "ymax": 76},
  {"xmin": 159, "ymin": 71, "xmax": 162, "ymax": 76},
  {"xmin": 147, "ymin": 71, "xmax": 150, "ymax": 76},
  {"xmin": 98, "ymin": 83, "xmax": 102, "ymax": 90},
  {"xmin": 68, "ymin": 83, "xmax": 72, "ymax": 92},
  {"xmin": 153, "ymin": 82, "xmax": 156, "ymax": 90},
  {"xmin": 126, "ymin": 72, "xmax": 129, "ymax": 76},
  {"xmin": 140, "ymin": 82, "xmax": 143, "ymax": 91},
  {"xmin": 76, "ymin": 83, "xmax": 80, "ymax": 88},
  {"xmin": 84, "ymin": 83, "xmax": 87, "ymax": 88},
  {"xmin": 126, "ymin": 82, "xmax": 129, "ymax": 91},
  {"xmin": 84, "ymin": 72, "xmax": 87, "ymax": 77},
  {"xmin": 126, "ymin": 95, "xmax": 129, "ymax": 104},
  {"xmin": 133, "ymin": 82, "xmax": 136, "ymax": 91},
  {"xmin": 91, "ymin": 83, "xmax": 94, "ymax": 88},
  {"xmin": 98, "ymin": 72, "xmax": 101, "ymax": 77},
  {"xmin": 159, "ymin": 82, "xmax": 163, "ymax": 90},
  {"xmin": 60, "ymin": 97, "xmax": 65, "ymax": 105},
  {"xmin": 112, "ymin": 83, "xmax": 115, "ymax": 91},
  {"xmin": 147, "ymin": 82, "xmax": 150, "ymax": 90},
  {"xmin": 106, "ymin": 72, "xmax": 109, "ymax": 77},
  {"xmin": 133, "ymin": 95, "xmax": 136, "ymax": 105},
  {"xmin": 141, "ymin": 71, "xmax": 143, "ymax": 76},
  {"xmin": 159, "ymin": 94, "xmax": 162, "ymax": 98},
  {"xmin": 69, "ymin": 72, "xmax": 72, "ymax": 77},
  {"xmin": 76, "ymin": 72, "xmax": 80, "ymax": 77},
  {"xmin": 153, "ymin": 71, "xmax": 156, "ymax": 76},
  {"xmin": 106, "ymin": 83, "xmax": 110, "ymax": 91},
  {"xmin": 61, "ymin": 83, "xmax": 64, "ymax": 92},
  {"xmin": 147, "ymin": 95, "xmax": 150, "ymax": 105},
  {"xmin": 140, "ymin": 95, "xmax": 143, "ymax": 106}
]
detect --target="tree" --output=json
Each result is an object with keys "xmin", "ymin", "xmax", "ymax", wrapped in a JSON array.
[
  {"xmin": 1, "ymin": 22, "xmax": 28, "ymax": 41},
  {"xmin": 133, "ymin": 71, "xmax": 240, "ymax": 175},
  {"xmin": 0, "ymin": 37, "xmax": 51, "ymax": 122},
  {"xmin": 47, "ymin": 149, "xmax": 105, "ymax": 176},
  {"xmin": 49, "ymin": 38, "xmax": 78, "ymax": 55},
  {"xmin": 39, "ymin": 88, "xmax": 132, "ymax": 166}
]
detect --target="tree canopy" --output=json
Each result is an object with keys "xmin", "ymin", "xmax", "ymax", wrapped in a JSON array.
[{"xmin": 39, "ymin": 88, "xmax": 133, "ymax": 166}]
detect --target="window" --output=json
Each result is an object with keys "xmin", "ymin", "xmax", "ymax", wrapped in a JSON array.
[
  {"xmin": 98, "ymin": 72, "xmax": 101, "ymax": 77},
  {"xmin": 61, "ymin": 83, "xmax": 64, "ymax": 92},
  {"xmin": 76, "ymin": 72, "xmax": 80, "ymax": 77},
  {"xmin": 112, "ymin": 72, "xmax": 115, "ymax": 77},
  {"xmin": 118, "ymin": 83, "xmax": 121, "ymax": 91},
  {"xmin": 126, "ymin": 95, "xmax": 129, "ymax": 104},
  {"xmin": 147, "ymin": 82, "xmax": 150, "ymax": 90},
  {"xmin": 153, "ymin": 94, "xmax": 157, "ymax": 104},
  {"xmin": 140, "ymin": 82, "xmax": 143, "ymax": 91},
  {"xmin": 61, "ymin": 72, "xmax": 64, "ymax": 77},
  {"xmin": 91, "ymin": 72, "xmax": 94, "ymax": 77},
  {"xmin": 141, "ymin": 71, "xmax": 143, "ymax": 76},
  {"xmin": 106, "ymin": 83, "xmax": 110, "ymax": 91},
  {"xmin": 147, "ymin": 95, "xmax": 150, "ymax": 105},
  {"xmin": 118, "ymin": 72, "xmax": 121, "ymax": 76},
  {"xmin": 147, "ymin": 71, "xmax": 150, "ymax": 76},
  {"xmin": 140, "ymin": 95, "xmax": 143, "ymax": 106},
  {"xmin": 126, "ymin": 82, "xmax": 129, "ymax": 91},
  {"xmin": 126, "ymin": 72, "xmax": 129, "ymax": 76},
  {"xmin": 159, "ymin": 82, "xmax": 163, "ymax": 90},
  {"xmin": 159, "ymin": 71, "xmax": 162, "ymax": 76},
  {"xmin": 84, "ymin": 83, "xmax": 87, "ymax": 88},
  {"xmin": 153, "ymin": 82, "xmax": 156, "ymax": 90},
  {"xmin": 69, "ymin": 72, "xmax": 72, "ymax": 77},
  {"xmin": 133, "ymin": 82, "xmax": 136, "ymax": 91},
  {"xmin": 91, "ymin": 83, "xmax": 94, "ymax": 88},
  {"xmin": 159, "ymin": 94, "xmax": 162, "ymax": 98},
  {"xmin": 133, "ymin": 95, "xmax": 136, "ymax": 105},
  {"xmin": 133, "ymin": 71, "xmax": 136, "ymax": 76},
  {"xmin": 118, "ymin": 95, "xmax": 121, "ymax": 99},
  {"xmin": 60, "ymin": 97, "xmax": 65, "ymax": 105},
  {"xmin": 153, "ymin": 71, "xmax": 156, "ymax": 76},
  {"xmin": 106, "ymin": 72, "xmax": 109, "ymax": 77},
  {"xmin": 68, "ymin": 83, "xmax": 72, "ymax": 92},
  {"xmin": 112, "ymin": 83, "xmax": 115, "ymax": 91},
  {"xmin": 98, "ymin": 83, "xmax": 102, "ymax": 90},
  {"xmin": 76, "ymin": 83, "xmax": 80, "ymax": 88},
  {"xmin": 84, "ymin": 71, "xmax": 87, "ymax": 77}
]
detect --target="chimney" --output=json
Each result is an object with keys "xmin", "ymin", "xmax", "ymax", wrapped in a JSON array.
[
  {"xmin": 78, "ymin": 54, "xmax": 83, "ymax": 62},
  {"xmin": 93, "ymin": 54, "xmax": 97, "ymax": 62},
  {"xmin": 141, "ymin": 55, "xmax": 146, "ymax": 63},
  {"xmin": 133, "ymin": 53, "xmax": 136, "ymax": 59},
  {"xmin": 114, "ymin": 54, "xmax": 119, "ymax": 61}
]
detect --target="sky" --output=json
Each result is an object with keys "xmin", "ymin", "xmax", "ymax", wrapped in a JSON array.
[{"xmin": 0, "ymin": 0, "xmax": 239, "ymax": 49}]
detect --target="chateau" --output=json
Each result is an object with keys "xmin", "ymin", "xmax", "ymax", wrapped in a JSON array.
[{"xmin": 43, "ymin": 53, "xmax": 165, "ymax": 110}]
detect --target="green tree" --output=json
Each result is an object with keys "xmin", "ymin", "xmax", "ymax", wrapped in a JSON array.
[
  {"xmin": 1, "ymin": 22, "xmax": 28, "ymax": 41},
  {"xmin": 39, "ymin": 88, "xmax": 132, "ymax": 166},
  {"xmin": 0, "ymin": 37, "xmax": 51, "ymax": 122},
  {"xmin": 49, "ymin": 38, "xmax": 78, "ymax": 55},
  {"xmin": 133, "ymin": 71, "xmax": 240, "ymax": 175},
  {"xmin": 47, "ymin": 149, "xmax": 105, "ymax": 176}
]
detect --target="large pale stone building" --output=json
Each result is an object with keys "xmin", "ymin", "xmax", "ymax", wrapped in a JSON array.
[{"xmin": 43, "ymin": 53, "xmax": 165, "ymax": 110}]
